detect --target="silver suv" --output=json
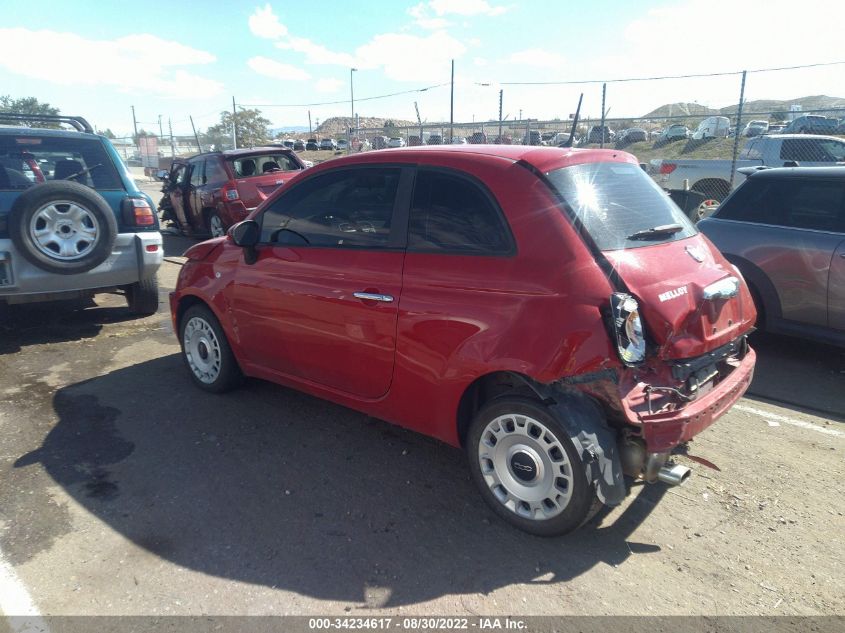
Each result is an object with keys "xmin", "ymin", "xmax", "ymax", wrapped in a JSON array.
[{"xmin": 0, "ymin": 114, "xmax": 162, "ymax": 315}]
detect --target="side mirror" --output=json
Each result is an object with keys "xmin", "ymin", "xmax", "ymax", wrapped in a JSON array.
[
  {"xmin": 230, "ymin": 220, "xmax": 260, "ymax": 264},
  {"xmin": 156, "ymin": 169, "xmax": 169, "ymax": 181},
  {"xmin": 230, "ymin": 220, "xmax": 260, "ymax": 247}
]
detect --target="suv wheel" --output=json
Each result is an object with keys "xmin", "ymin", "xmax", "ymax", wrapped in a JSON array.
[
  {"xmin": 467, "ymin": 396, "xmax": 598, "ymax": 536},
  {"xmin": 179, "ymin": 304, "xmax": 242, "ymax": 393},
  {"xmin": 206, "ymin": 210, "xmax": 225, "ymax": 238},
  {"xmin": 126, "ymin": 276, "xmax": 159, "ymax": 315},
  {"xmin": 8, "ymin": 181, "xmax": 117, "ymax": 275}
]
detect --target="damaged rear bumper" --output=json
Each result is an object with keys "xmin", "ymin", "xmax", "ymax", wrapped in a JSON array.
[{"xmin": 621, "ymin": 345, "xmax": 756, "ymax": 453}]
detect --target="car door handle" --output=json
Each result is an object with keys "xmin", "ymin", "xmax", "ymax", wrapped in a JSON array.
[{"xmin": 353, "ymin": 292, "xmax": 394, "ymax": 303}]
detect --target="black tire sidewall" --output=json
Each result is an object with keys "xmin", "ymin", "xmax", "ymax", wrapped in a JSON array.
[
  {"xmin": 179, "ymin": 304, "xmax": 241, "ymax": 393},
  {"xmin": 8, "ymin": 181, "xmax": 117, "ymax": 275},
  {"xmin": 466, "ymin": 396, "xmax": 596, "ymax": 537}
]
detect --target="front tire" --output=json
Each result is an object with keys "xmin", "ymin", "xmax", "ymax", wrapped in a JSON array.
[
  {"xmin": 179, "ymin": 304, "xmax": 242, "ymax": 393},
  {"xmin": 467, "ymin": 396, "xmax": 598, "ymax": 536}
]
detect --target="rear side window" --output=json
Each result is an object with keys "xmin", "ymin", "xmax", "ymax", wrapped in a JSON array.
[
  {"xmin": 260, "ymin": 167, "xmax": 400, "ymax": 248},
  {"xmin": 716, "ymin": 178, "xmax": 845, "ymax": 232},
  {"xmin": 231, "ymin": 153, "xmax": 302, "ymax": 178},
  {"xmin": 408, "ymin": 170, "xmax": 513, "ymax": 254},
  {"xmin": 204, "ymin": 158, "xmax": 228, "ymax": 185},
  {"xmin": 780, "ymin": 139, "xmax": 845, "ymax": 162},
  {"xmin": 547, "ymin": 161, "xmax": 696, "ymax": 251}
]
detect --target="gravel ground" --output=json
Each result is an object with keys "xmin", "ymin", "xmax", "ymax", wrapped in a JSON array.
[{"xmin": 0, "ymin": 192, "xmax": 842, "ymax": 619}]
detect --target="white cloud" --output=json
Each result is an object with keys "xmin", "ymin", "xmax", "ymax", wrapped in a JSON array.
[
  {"xmin": 248, "ymin": 3, "xmax": 288, "ymax": 39},
  {"xmin": 506, "ymin": 49, "xmax": 565, "ymax": 69},
  {"xmin": 407, "ymin": 2, "xmax": 452, "ymax": 29},
  {"xmin": 315, "ymin": 78, "xmax": 344, "ymax": 93},
  {"xmin": 356, "ymin": 31, "xmax": 466, "ymax": 81},
  {"xmin": 249, "ymin": 4, "xmax": 464, "ymax": 82},
  {"xmin": 247, "ymin": 56, "xmax": 311, "ymax": 81},
  {"xmin": 275, "ymin": 36, "xmax": 357, "ymax": 66},
  {"xmin": 0, "ymin": 28, "xmax": 222, "ymax": 98},
  {"xmin": 428, "ymin": 0, "xmax": 507, "ymax": 16}
]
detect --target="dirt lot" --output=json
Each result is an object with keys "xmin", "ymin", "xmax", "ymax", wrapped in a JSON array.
[{"xmin": 0, "ymin": 202, "xmax": 843, "ymax": 620}]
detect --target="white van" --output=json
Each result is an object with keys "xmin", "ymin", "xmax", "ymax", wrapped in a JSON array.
[{"xmin": 692, "ymin": 116, "xmax": 730, "ymax": 140}]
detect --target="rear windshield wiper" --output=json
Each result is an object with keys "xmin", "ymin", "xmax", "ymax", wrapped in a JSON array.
[
  {"xmin": 64, "ymin": 163, "xmax": 103, "ymax": 182},
  {"xmin": 626, "ymin": 224, "xmax": 684, "ymax": 241}
]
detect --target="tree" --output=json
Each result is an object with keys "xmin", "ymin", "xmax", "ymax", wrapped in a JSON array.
[
  {"xmin": 98, "ymin": 128, "xmax": 116, "ymax": 139},
  {"xmin": 205, "ymin": 108, "xmax": 271, "ymax": 150},
  {"xmin": 383, "ymin": 119, "xmax": 400, "ymax": 137},
  {"xmin": 0, "ymin": 95, "xmax": 60, "ymax": 127},
  {"xmin": 132, "ymin": 129, "xmax": 156, "ymax": 145}
]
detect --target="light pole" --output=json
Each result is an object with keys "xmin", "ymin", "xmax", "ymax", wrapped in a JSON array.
[{"xmin": 349, "ymin": 67, "xmax": 357, "ymax": 154}]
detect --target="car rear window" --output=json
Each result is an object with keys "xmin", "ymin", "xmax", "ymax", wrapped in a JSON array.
[
  {"xmin": 546, "ymin": 161, "xmax": 696, "ymax": 251},
  {"xmin": 0, "ymin": 136, "xmax": 122, "ymax": 191}
]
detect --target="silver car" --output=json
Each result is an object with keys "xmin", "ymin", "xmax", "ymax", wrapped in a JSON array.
[{"xmin": 698, "ymin": 166, "xmax": 845, "ymax": 346}]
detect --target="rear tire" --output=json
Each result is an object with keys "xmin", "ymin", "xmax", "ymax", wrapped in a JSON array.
[
  {"xmin": 206, "ymin": 209, "xmax": 225, "ymax": 238},
  {"xmin": 179, "ymin": 304, "xmax": 242, "ymax": 393},
  {"xmin": 126, "ymin": 276, "xmax": 159, "ymax": 315},
  {"xmin": 467, "ymin": 396, "xmax": 598, "ymax": 536}
]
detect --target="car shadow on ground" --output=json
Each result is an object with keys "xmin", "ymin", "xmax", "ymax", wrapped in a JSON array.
[
  {"xmin": 0, "ymin": 299, "xmax": 141, "ymax": 355},
  {"xmin": 746, "ymin": 331, "xmax": 845, "ymax": 420},
  {"xmin": 15, "ymin": 354, "xmax": 667, "ymax": 608}
]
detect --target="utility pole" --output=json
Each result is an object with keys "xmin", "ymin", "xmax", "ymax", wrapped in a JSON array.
[
  {"xmin": 308, "ymin": 110, "xmax": 312, "ymax": 136},
  {"xmin": 349, "ymin": 67, "xmax": 358, "ymax": 154},
  {"xmin": 168, "ymin": 117, "xmax": 176, "ymax": 158},
  {"xmin": 231, "ymin": 96, "xmax": 238, "ymax": 149},
  {"xmin": 498, "ymin": 89, "xmax": 503, "ymax": 143},
  {"xmin": 449, "ymin": 59, "xmax": 454, "ymax": 143},
  {"xmin": 729, "ymin": 70, "xmax": 748, "ymax": 189},
  {"xmin": 157, "ymin": 115, "xmax": 164, "ymax": 142},
  {"xmin": 189, "ymin": 115, "xmax": 201, "ymax": 152},
  {"xmin": 131, "ymin": 105, "xmax": 138, "ymax": 140},
  {"xmin": 414, "ymin": 101, "xmax": 423, "ymax": 143},
  {"xmin": 599, "ymin": 83, "xmax": 607, "ymax": 149}
]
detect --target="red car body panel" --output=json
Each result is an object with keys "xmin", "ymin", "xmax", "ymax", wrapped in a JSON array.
[{"xmin": 171, "ymin": 145, "xmax": 755, "ymax": 451}]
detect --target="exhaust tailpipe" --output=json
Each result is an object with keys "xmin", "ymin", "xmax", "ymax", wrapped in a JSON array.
[{"xmin": 657, "ymin": 463, "xmax": 692, "ymax": 486}]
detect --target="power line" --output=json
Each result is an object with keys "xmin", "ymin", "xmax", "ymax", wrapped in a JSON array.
[
  {"xmin": 239, "ymin": 82, "xmax": 449, "ymax": 108},
  {"xmin": 497, "ymin": 60, "xmax": 845, "ymax": 86}
]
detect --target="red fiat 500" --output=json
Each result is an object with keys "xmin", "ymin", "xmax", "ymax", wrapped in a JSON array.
[{"xmin": 170, "ymin": 145, "xmax": 756, "ymax": 536}]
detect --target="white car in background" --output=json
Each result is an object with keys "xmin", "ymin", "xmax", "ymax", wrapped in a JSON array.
[
  {"xmin": 451, "ymin": 136, "xmax": 468, "ymax": 144},
  {"xmin": 692, "ymin": 116, "xmax": 731, "ymax": 140},
  {"xmin": 387, "ymin": 137, "xmax": 406, "ymax": 148}
]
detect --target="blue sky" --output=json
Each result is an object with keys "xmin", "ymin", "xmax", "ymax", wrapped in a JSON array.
[{"xmin": 1, "ymin": 0, "xmax": 842, "ymax": 137}]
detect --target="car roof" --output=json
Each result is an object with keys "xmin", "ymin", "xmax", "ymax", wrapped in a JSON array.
[
  {"xmin": 306, "ymin": 145, "xmax": 638, "ymax": 172},
  {"xmin": 755, "ymin": 133, "xmax": 843, "ymax": 141},
  {"xmin": 181, "ymin": 147, "xmax": 298, "ymax": 161},
  {"xmin": 748, "ymin": 166, "xmax": 845, "ymax": 179},
  {"xmin": 0, "ymin": 125, "xmax": 102, "ymax": 141}
]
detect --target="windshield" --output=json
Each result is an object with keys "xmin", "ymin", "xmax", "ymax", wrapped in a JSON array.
[
  {"xmin": 546, "ymin": 161, "xmax": 697, "ymax": 250},
  {"xmin": 0, "ymin": 135, "xmax": 122, "ymax": 191}
]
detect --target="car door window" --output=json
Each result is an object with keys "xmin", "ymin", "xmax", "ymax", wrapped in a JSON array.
[
  {"xmin": 780, "ymin": 139, "xmax": 833, "ymax": 162},
  {"xmin": 189, "ymin": 160, "xmax": 205, "ymax": 186},
  {"xmin": 260, "ymin": 167, "xmax": 401, "ymax": 248},
  {"xmin": 172, "ymin": 164, "xmax": 187, "ymax": 186},
  {"xmin": 408, "ymin": 170, "xmax": 514, "ymax": 255},
  {"xmin": 717, "ymin": 178, "xmax": 844, "ymax": 232}
]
